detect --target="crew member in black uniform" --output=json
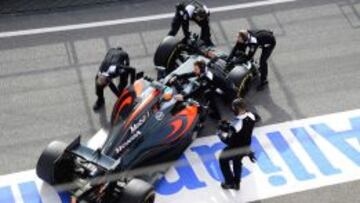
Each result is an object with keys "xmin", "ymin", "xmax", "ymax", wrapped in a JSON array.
[
  {"xmin": 218, "ymin": 98, "xmax": 257, "ymax": 190},
  {"xmin": 93, "ymin": 47, "xmax": 136, "ymax": 111},
  {"xmin": 168, "ymin": 1, "xmax": 214, "ymax": 47},
  {"xmin": 227, "ymin": 30, "xmax": 276, "ymax": 91},
  {"xmin": 170, "ymin": 60, "xmax": 222, "ymax": 120}
]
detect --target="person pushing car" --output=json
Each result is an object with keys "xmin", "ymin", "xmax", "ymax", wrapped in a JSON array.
[
  {"xmin": 168, "ymin": 1, "xmax": 214, "ymax": 47},
  {"xmin": 218, "ymin": 98, "xmax": 257, "ymax": 190},
  {"xmin": 93, "ymin": 47, "xmax": 136, "ymax": 111},
  {"xmin": 227, "ymin": 29, "xmax": 276, "ymax": 91}
]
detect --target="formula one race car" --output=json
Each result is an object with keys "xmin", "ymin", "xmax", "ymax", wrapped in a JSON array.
[
  {"xmin": 36, "ymin": 76, "xmax": 203, "ymax": 203},
  {"xmin": 154, "ymin": 34, "xmax": 260, "ymax": 98}
]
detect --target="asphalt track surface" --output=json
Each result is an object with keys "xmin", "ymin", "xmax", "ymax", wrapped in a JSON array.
[{"xmin": 0, "ymin": 0, "xmax": 360, "ymax": 202}]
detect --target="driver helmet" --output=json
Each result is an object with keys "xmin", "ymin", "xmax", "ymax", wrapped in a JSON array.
[{"xmin": 163, "ymin": 87, "xmax": 174, "ymax": 101}]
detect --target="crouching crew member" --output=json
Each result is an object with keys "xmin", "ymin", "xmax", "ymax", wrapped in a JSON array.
[
  {"xmin": 218, "ymin": 98, "xmax": 257, "ymax": 190},
  {"xmin": 93, "ymin": 47, "xmax": 135, "ymax": 111},
  {"xmin": 227, "ymin": 30, "xmax": 276, "ymax": 91}
]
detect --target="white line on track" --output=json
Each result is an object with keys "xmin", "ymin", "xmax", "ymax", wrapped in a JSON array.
[{"xmin": 0, "ymin": 0, "xmax": 295, "ymax": 39}]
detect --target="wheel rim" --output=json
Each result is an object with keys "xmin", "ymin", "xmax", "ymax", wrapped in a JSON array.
[
  {"xmin": 238, "ymin": 74, "xmax": 252, "ymax": 97},
  {"xmin": 166, "ymin": 45, "xmax": 181, "ymax": 70}
]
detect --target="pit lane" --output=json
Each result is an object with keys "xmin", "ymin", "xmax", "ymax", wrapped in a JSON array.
[{"xmin": 0, "ymin": 0, "xmax": 360, "ymax": 202}]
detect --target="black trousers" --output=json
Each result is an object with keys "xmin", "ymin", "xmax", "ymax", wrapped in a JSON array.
[
  {"xmin": 168, "ymin": 14, "xmax": 183, "ymax": 36},
  {"xmin": 219, "ymin": 146, "xmax": 250, "ymax": 185},
  {"xmin": 204, "ymin": 89, "xmax": 221, "ymax": 120},
  {"xmin": 259, "ymin": 41, "xmax": 276, "ymax": 82},
  {"xmin": 117, "ymin": 72, "xmax": 130, "ymax": 94},
  {"xmin": 195, "ymin": 19, "xmax": 212, "ymax": 45},
  {"xmin": 168, "ymin": 15, "xmax": 212, "ymax": 45}
]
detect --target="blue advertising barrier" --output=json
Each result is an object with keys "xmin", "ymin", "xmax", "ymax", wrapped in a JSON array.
[{"xmin": 0, "ymin": 110, "xmax": 359, "ymax": 203}]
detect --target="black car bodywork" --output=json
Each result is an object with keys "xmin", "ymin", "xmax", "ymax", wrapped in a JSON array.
[{"xmin": 36, "ymin": 77, "xmax": 202, "ymax": 203}]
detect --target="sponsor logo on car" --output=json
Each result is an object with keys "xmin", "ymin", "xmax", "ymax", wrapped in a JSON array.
[
  {"xmin": 130, "ymin": 111, "xmax": 151, "ymax": 134},
  {"xmin": 115, "ymin": 130, "xmax": 142, "ymax": 154}
]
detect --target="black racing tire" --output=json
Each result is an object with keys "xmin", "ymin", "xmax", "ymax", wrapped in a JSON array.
[
  {"xmin": 153, "ymin": 36, "xmax": 181, "ymax": 73},
  {"xmin": 36, "ymin": 141, "xmax": 73, "ymax": 185},
  {"xmin": 118, "ymin": 179, "xmax": 155, "ymax": 203},
  {"xmin": 227, "ymin": 65, "xmax": 248, "ymax": 86},
  {"xmin": 227, "ymin": 65, "xmax": 253, "ymax": 97}
]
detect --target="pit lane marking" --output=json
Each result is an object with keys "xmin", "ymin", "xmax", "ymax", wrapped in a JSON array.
[{"xmin": 0, "ymin": 0, "xmax": 295, "ymax": 39}]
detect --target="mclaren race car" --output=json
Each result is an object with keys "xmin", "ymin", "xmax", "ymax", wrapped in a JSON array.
[{"xmin": 36, "ymin": 76, "xmax": 203, "ymax": 203}]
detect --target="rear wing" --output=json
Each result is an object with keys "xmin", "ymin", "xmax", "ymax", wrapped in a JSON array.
[{"xmin": 65, "ymin": 136, "xmax": 119, "ymax": 171}]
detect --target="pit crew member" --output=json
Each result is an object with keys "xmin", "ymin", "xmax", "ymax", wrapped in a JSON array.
[
  {"xmin": 218, "ymin": 98, "xmax": 257, "ymax": 190},
  {"xmin": 227, "ymin": 30, "xmax": 276, "ymax": 91},
  {"xmin": 168, "ymin": 1, "xmax": 214, "ymax": 47},
  {"xmin": 93, "ymin": 47, "xmax": 135, "ymax": 111}
]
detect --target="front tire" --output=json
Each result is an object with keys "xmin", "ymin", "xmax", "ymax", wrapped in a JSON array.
[{"xmin": 153, "ymin": 36, "xmax": 181, "ymax": 75}]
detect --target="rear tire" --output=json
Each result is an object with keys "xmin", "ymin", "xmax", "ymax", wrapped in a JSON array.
[
  {"xmin": 36, "ymin": 141, "xmax": 73, "ymax": 185},
  {"xmin": 118, "ymin": 179, "xmax": 155, "ymax": 203}
]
